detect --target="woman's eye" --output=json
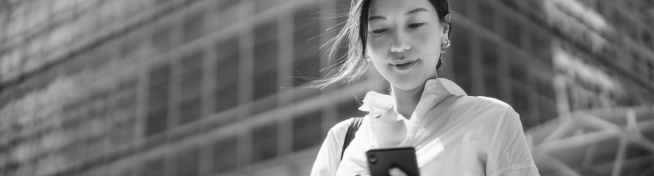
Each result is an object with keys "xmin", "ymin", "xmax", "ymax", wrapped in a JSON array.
[
  {"xmin": 371, "ymin": 28, "xmax": 387, "ymax": 35},
  {"xmin": 408, "ymin": 23, "xmax": 425, "ymax": 28}
]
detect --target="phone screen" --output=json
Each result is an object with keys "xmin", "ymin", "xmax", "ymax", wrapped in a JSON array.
[{"xmin": 366, "ymin": 147, "xmax": 420, "ymax": 176}]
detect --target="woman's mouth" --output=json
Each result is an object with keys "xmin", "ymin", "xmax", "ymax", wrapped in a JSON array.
[{"xmin": 389, "ymin": 59, "xmax": 419, "ymax": 71}]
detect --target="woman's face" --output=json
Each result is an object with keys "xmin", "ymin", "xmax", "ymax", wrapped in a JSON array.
[{"xmin": 366, "ymin": 0, "xmax": 447, "ymax": 91}]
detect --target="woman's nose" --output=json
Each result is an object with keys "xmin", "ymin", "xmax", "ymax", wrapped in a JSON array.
[{"xmin": 390, "ymin": 31, "xmax": 410, "ymax": 52}]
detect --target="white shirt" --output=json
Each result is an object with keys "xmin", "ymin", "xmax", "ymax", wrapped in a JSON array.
[{"xmin": 310, "ymin": 78, "xmax": 539, "ymax": 176}]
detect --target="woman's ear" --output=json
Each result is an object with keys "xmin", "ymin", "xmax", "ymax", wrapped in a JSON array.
[{"xmin": 441, "ymin": 14, "xmax": 451, "ymax": 38}]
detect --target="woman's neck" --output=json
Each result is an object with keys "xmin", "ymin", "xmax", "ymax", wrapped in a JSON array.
[{"xmin": 391, "ymin": 83, "xmax": 425, "ymax": 119}]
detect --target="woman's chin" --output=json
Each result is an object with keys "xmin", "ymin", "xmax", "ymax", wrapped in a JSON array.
[{"xmin": 389, "ymin": 78, "xmax": 424, "ymax": 91}]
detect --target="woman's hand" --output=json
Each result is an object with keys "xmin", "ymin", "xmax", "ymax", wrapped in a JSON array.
[{"xmin": 389, "ymin": 167, "xmax": 408, "ymax": 176}]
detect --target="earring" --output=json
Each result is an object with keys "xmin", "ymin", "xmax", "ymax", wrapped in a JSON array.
[
  {"xmin": 441, "ymin": 38, "xmax": 450, "ymax": 54},
  {"xmin": 441, "ymin": 38, "xmax": 450, "ymax": 48}
]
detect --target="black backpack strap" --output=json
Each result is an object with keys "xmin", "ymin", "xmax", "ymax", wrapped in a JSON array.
[{"xmin": 341, "ymin": 117, "xmax": 364, "ymax": 161}]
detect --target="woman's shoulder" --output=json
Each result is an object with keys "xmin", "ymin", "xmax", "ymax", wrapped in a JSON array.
[
  {"xmin": 450, "ymin": 96, "xmax": 523, "ymax": 136},
  {"xmin": 328, "ymin": 117, "xmax": 363, "ymax": 137},
  {"xmin": 452, "ymin": 95, "xmax": 518, "ymax": 117},
  {"xmin": 330, "ymin": 118, "xmax": 352, "ymax": 132}
]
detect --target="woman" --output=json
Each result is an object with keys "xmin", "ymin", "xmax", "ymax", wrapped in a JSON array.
[{"xmin": 311, "ymin": 0, "xmax": 539, "ymax": 175}]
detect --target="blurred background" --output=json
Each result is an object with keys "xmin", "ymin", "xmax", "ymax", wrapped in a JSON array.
[{"xmin": 0, "ymin": 0, "xmax": 652, "ymax": 176}]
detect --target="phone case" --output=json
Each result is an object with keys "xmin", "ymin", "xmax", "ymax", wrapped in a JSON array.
[{"xmin": 366, "ymin": 147, "xmax": 420, "ymax": 176}]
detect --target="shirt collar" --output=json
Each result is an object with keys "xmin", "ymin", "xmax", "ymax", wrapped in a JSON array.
[{"xmin": 358, "ymin": 78, "xmax": 467, "ymax": 119}]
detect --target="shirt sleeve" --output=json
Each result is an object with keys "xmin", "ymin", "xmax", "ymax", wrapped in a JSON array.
[
  {"xmin": 310, "ymin": 120, "xmax": 350, "ymax": 176},
  {"xmin": 486, "ymin": 108, "xmax": 540, "ymax": 176}
]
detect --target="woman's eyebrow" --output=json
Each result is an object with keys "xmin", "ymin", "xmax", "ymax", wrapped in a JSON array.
[
  {"xmin": 369, "ymin": 8, "xmax": 428, "ymax": 21},
  {"xmin": 369, "ymin": 15, "xmax": 386, "ymax": 21},
  {"xmin": 405, "ymin": 8, "xmax": 427, "ymax": 16}
]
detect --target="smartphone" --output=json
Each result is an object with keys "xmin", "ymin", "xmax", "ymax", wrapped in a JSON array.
[{"xmin": 366, "ymin": 147, "xmax": 420, "ymax": 176}]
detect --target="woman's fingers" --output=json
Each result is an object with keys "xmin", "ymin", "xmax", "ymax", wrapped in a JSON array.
[{"xmin": 389, "ymin": 167, "xmax": 408, "ymax": 176}]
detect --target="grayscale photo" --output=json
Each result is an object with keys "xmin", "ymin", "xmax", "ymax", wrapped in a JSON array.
[{"xmin": 0, "ymin": 0, "xmax": 652, "ymax": 176}]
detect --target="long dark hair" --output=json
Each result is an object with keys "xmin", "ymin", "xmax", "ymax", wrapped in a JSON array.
[{"xmin": 317, "ymin": 0, "xmax": 451, "ymax": 88}]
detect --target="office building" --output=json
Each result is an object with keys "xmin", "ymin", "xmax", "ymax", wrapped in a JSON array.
[{"xmin": 0, "ymin": 0, "xmax": 651, "ymax": 175}]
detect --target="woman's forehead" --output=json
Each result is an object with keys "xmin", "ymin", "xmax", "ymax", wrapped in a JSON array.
[{"xmin": 369, "ymin": 0, "xmax": 433, "ymax": 16}]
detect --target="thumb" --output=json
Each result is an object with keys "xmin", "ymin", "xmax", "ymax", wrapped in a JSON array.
[{"xmin": 389, "ymin": 167, "xmax": 408, "ymax": 176}]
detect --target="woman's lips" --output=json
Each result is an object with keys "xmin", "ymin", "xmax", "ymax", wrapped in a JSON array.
[{"xmin": 389, "ymin": 59, "xmax": 419, "ymax": 71}]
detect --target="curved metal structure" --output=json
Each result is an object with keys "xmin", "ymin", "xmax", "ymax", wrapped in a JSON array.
[{"xmin": 527, "ymin": 106, "xmax": 654, "ymax": 176}]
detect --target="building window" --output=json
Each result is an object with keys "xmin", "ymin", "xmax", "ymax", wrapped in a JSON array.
[
  {"xmin": 530, "ymin": 32, "xmax": 551, "ymax": 67},
  {"xmin": 509, "ymin": 57, "xmax": 526, "ymax": 84},
  {"xmin": 500, "ymin": 0, "xmax": 519, "ymax": 10},
  {"xmin": 535, "ymin": 77, "xmax": 555, "ymax": 100},
  {"xmin": 215, "ymin": 37, "xmax": 239, "ymax": 113},
  {"xmin": 539, "ymin": 96, "xmax": 557, "ymax": 122},
  {"xmin": 526, "ymin": 0, "xmax": 544, "ymax": 13},
  {"xmin": 293, "ymin": 5, "xmax": 322, "ymax": 86},
  {"xmin": 253, "ymin": 21, "xmax": 278, "ymax": 100},
  {"xmin": 80, "ymin": 132, "xmax": 105, "ymax": 160},
  {"xmin": 179, "ymin": 98, "xmax": 201, "ymax": 125},
  {"xmin": 215, "ymin": 0, "xmax": 240, "ymax": 29},
  {"xmin": 255, "ymin": 0, "xmax": 280, "ymax": 14},
  {"xmin": 293, "ymin": 111, "xmax": 322, "ymax": 151},
  {"xmin": 149, "ymin": 64, "xmax": 171, "ymax": 109},
  {"xmin": 146, "ymin": 110, "xmax": 168, "ymax": 137},
  {"xmin": 110, "ymin": 119, "xmax": 136, "ymax": 147},
  {"xmin": 503, "ymin": 17, "xmax": 522, "ymax": 48},
  {"xmin": 252, "ymin": 123, "xmax": 277, "ymax": 163},
  {"xmin": 141, "ymin": 157, "xmax": 166, "ymax": 176},
  {"xmin": 115, "ymin": 78, "xmax": 138, "ymax": 103},
  {"xmin": 484, "ymin": 71, "xmax": 501, "ymax": 99},
  {"xmin": 451, "ymin": 26, "xmax": 472, "ymax": 93},
  {"xmin": 121, "ymin": 38, "xmax": 140, "ymax": 58},
  {"xmin": 643, "ymin": 30, "xmax": 653, "ymax": 50},
  {"xmin": 253, "ymin": 69, "xmax": 277, "ymax": 99},
  {"xmin": 253, "ymin": 21, "xmax": 279, "ymax": 114},
  {"xmin": 151, "ymin": 25, "xmax": 172, "ymax": 52},
  {"xmin": 181, "ymin": 51, "xmax": 204, "ymax": 99},
  {"xmin": 511, "ymin": 84, "xmax": 530, "ymax": 128},
  {"xmin": 477, "ymin": 0, "xmax": 495, "ymax": 33},
  {"xmin": 481, "ymin": 38, "xmax": 498, "ymax": 71},
  {"xmin": 292, "ymin": 58, "xmax": 321, "ymax": 102},
  {"xmin": 175, "ymin": 147, "xmax": 200, "ymax": 176},
  {"xmin": 146, "ymin": 63, "xmax": 171, "ymax": 137},
  {"xmin": 183, "ymin": 11, "xmax": 205, "ymax": 43},
  {"xmin": 179, "ymin": 51, "xmax": 204, "ymax": 125},
  {"xmin": 531, "ymin": 76, "xmax": 556, "ymax": 125},
  {"xmin": 481, "ymin": 38, "xmax": 500, "ymax": 98},
  {"xmin": 634, "ymin": 53, "xmax": 647, "ymax": 77},
  {"xmin": 213, "ymin": 136, "xmax": 237, "ymax": 173},
  {"xmin": 291, "ymin": 51, "xmax": 320, "ymax": 86},
  {"xmin": 215, "ymin": 84, "xmax": 237, "ymax": 113},
  {"xmin": 292, "ymin": 7, "xmax": 322, "ymax": 102}
]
